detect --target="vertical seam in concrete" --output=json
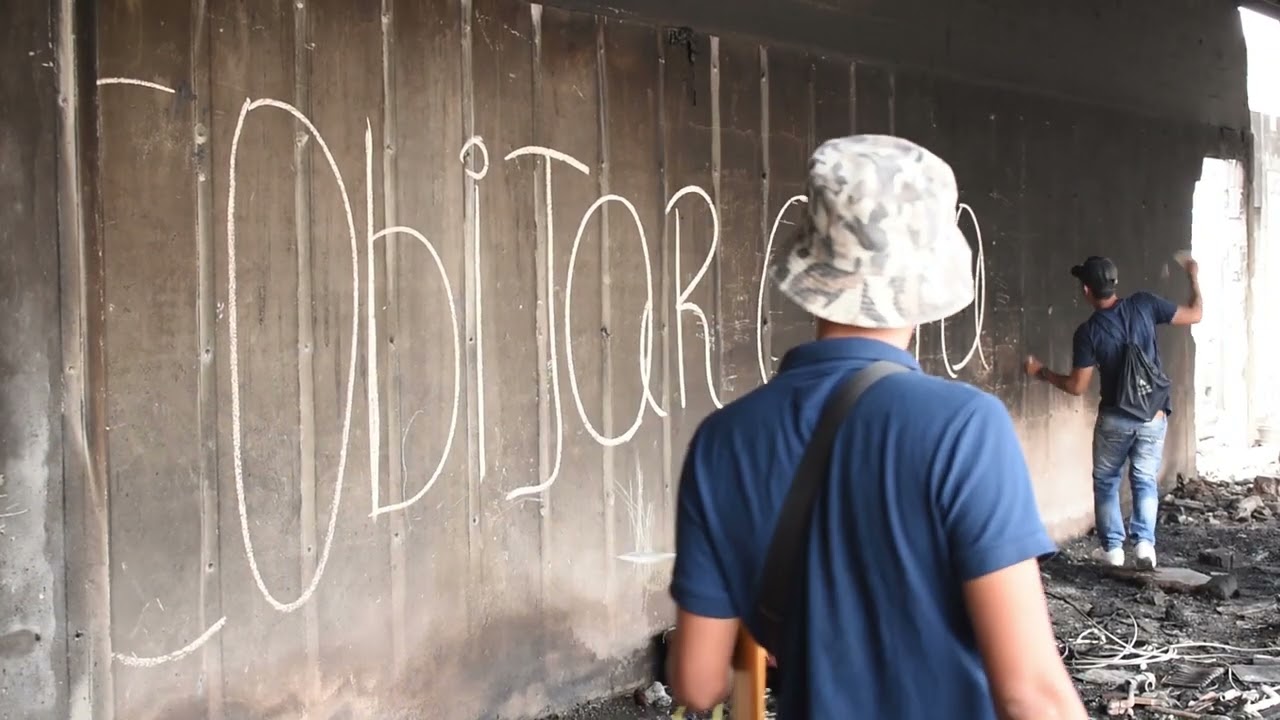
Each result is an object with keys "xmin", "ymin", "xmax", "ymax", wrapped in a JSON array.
[
  {"xmin": 56, "ymin": 0, "xmax": 113, "ymax": 714},
  {"xmin": 656, "ymin": 32, "xmax": 674, "ymax": 522},
  {"xmin": 594, "ymin": 16, "xmax": 617, "ymax": 636},
  {"xmin": 849, "ymin": 61, "xmax": 857, "ymax": 134},
  {"xmin": 458, "ymin": 0, "xmax": 483, "ymax": 637},
  {"xmin": 888, "ymin": 70, "xmax": 897, "ymax": 135},
  {"xmin": 189, "ymin": 0, "xmax": 224, "ymax": 716},
  {"xmin": 530, "ymin": 2, "xmax": 552, "ymax": 656},
  {"xmin": 291, "ymin": 0, "xmax": 321, "ymax": 697},
  {"xmin": 710, "ymin": 36, "xmax": 724, "ymax": 399},
  {"xmin": 379, "ymin": 0, "xmax": 408, "ymax": 674},
  {"xmin": 807, "ymin": 60, "xmax": 816, "ymax": 148},
  {"xmin": 759, "ymin": 46, "xmax": 772, "ymax": 375}
]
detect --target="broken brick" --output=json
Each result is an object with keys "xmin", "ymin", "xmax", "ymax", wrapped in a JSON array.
[
  {"xmin": 1164, "ymin": 603, "xmax": 1189, "ymax": 623},
  {"xmin": 634, "ymin": 682, "xmax": 672, "ymax": 709},
  {"xmin": 1254, "ymin": 475, "xmax": 1280, "ymax": 499},
  {"xmin": 1199, "ymin": 548, "xmax": 1235, "ymax": 569},
  {"xmin": 1231, "ymin": 664, "xmax": 1280, "ymax": 684},
  {"xmin": 1139, "ymin": 589, "xmax": 1169, "ymax": 607},
  {"xmin": 1236, "ymin": 495, "xmax": 1266, "ymax": 521},
  {"xmin": 1142, "ymin": 567, "xmax": 1213, "ymax": 593},
  {"xmin": 1200, "ymin": 573, "xmax": 1240, "ymax": 601}
]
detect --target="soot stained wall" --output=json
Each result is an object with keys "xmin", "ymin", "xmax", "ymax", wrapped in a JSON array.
[{"xmin": 0, "ymin": 0, "xmax": 1249, "ymax": 719}]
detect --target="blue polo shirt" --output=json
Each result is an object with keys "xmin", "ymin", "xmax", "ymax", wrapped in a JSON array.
[
  {"xmin": 670, "ymin": 338, "xmax": 1056, "ymax": 719},
  {"xmin": 1071, "ymin": 291, "xmax": 1178, "ymax": 416}
]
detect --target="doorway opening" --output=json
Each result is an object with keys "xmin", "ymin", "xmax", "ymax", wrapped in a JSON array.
[
  {"xmin": 1190, "ymin": 157, "xmax": 1249, "ymax": 477},
  {"xmin": 1194, "ymin": 7, "xmax": 1280, "ymax": 482}
]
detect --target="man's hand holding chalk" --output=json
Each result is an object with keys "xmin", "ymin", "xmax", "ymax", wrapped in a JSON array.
[{"xmin": 1174, "ymin": 250, "xmax": 1199, "ymax": 277}]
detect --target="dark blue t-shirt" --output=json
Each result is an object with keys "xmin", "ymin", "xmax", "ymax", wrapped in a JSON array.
[
  {"xmin": 1071, "ymin": 292, "xmax": 1177, "ymax": 415},
  {"xmin": 670, "ymin": 338, "xmax": 1056, "ymax": 719}
]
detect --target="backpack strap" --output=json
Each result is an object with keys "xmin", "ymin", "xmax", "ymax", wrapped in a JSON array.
[
  {"xmin": 1094, "ymin": 307, "xmax": 1130, "ymax": 345},
  {"xmin": 750, "ymin": 360, "xmax": 909, "ymax": 652}
]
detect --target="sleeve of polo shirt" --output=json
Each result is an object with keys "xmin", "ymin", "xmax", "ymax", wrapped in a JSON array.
[
  {"xmin": 669, "ymin": 429, "xmax": 736, "ymax": 619},
  {"xmin": 1071, "ymin": 323, "xmax": 1095, "ymax": 369},
  {"xmin": 1135, "ymin": 291, "xmax": 1178, "ymax": 325},
  {"xmin": 937, "ymin": 394, "xmax": 1058, "ymax": 582}
]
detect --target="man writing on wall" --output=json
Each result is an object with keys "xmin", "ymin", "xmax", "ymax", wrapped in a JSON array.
[
  {"xmin": 665, "ymin": 135, "xmax": 1085, "ymax": 719},
  {"xmin": 1025, "ymin": 255, "xmax": 1202, "ymax": 569}
]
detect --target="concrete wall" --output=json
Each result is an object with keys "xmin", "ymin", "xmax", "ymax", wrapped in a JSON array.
[
  {"xmin": 0, "ymin": 0, "xmax": 1250, "ymax": 719},
  {"xmin": 1249, "ymin": 111, "xmax": 1280, "ymax": 435},
  {"xmin": 0, "ymin": 1, "xmax": 68, "ymax": 719}
]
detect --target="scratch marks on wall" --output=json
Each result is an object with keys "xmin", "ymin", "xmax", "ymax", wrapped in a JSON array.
[{"xmin": 615, "ymin": 461, "xmax": 674, "ymax": 565}]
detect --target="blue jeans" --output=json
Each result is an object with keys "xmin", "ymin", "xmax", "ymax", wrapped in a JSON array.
[{"xmin": 1092, "ymin": 411, "xmax": 1167, "ymax": 550}]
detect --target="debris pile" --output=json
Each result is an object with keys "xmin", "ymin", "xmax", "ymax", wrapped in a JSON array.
[
  {"xmin": 1162, "ymin": 473, "xmax": 1280, "ymax": 527},
  {"xmin": 1046, "ymin": 470, "xmax": 1280, "ymax": 719}
]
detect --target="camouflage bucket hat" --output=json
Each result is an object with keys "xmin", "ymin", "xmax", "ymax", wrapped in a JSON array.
[{"xmin": 769, "ymin": 135, "xmax": 975, "ymax": 329}]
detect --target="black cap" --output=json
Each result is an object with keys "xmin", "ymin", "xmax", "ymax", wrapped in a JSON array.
[{"xmin": 1070, "ymin": 256, "xmax": 1118, "ymax": 294}]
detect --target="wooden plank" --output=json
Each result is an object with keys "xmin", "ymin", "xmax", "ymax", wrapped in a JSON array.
[
  {"xmin": 188, "ymin": 0, "xmax": 225, "ymax": 713},
  {"xmin": 716, "ymin": 36, "xmax": 764, "ymax": 402},
  {"xmin": 854, "ymin": 63, "xmax": 892, "ymax": 136},
  {"xmin": 535, "ymin": 5, "xmax": 612, "ymax": 693},
  {"xmin": 599, "ymin": 18, "xmax": 672, "ymax": 633},
  {"xmin": 764, "ymin": 46, "xmax": 813, "ymax": 362},
  {"xmin": 462, "ymin": 0, "xmax": 545, "ymax": 712},
  {"xmin": 305, "ymin": 0, "xmax": 391, "ymax": 689},
  {"xmin": 730, "ymin": 628, "xmax": 767, "ymax": 720},
  {"xmin": 57, "ymin": 0, "xmax": 113, "ymax": 715},
  {"xmin": 384, "ymin": 0, "xmax": 470, "ymax": 693},
  {"xmin": 662, "ymin": 25, "xmax": 717, "ymax": 523},
  {"xmin": 208, "ymin": 0, "xmax": 311, "ymax": 711},
  {"xmin": 813, "ymin": 55, "xmax": 851, "ymax": 148},
  {"xmin": 94, "ymin": 0, "xmax": 207, "ymax": 715}
]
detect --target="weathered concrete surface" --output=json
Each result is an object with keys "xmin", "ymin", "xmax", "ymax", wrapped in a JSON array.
[
  {"xmin": 1249, "ymin": 111, "xmax": 1280, "ymax": 435},
  {"xmin": 0, "ymin": 0, "xmax": 1255, "ymax": 718},
  {"xmin": 543, "ymin": 0, "xmax": 1250, "ymax": 130},
  {"xmin": 0, "ymin": 2, "xmax": 67, "ymax": 719}
]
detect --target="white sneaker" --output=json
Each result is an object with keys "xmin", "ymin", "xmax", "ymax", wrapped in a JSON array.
[
  {"xmin": 1093, "ymin": 547, "xmax": 1125, "ymax": 567},
  {"xmin": 1135, "ymin": 542, "xmax": 1157, "ymax": 570}
]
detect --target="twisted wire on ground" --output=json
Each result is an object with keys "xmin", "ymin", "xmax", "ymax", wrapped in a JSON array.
[{"xmin": 1047, "ymin": 589, "xmax": 1280, "ymax": 671}]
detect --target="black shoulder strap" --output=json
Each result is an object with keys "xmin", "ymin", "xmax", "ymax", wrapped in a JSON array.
[
  {"xmin": 751, "ymin": 360, "xmax": 908, "ymax": 652},
  {"xmin": 1094, "ymin": 309, "xmax": 1128, "ymax": 345}
]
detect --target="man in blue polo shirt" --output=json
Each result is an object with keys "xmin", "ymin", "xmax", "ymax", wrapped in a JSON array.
[
  {"xmin": 1025, "ymin": 255, "xmax": 1202, "ymax": 570},
  {"xmin": 666, "ymin": 136, "xmax": 1085, "ymax": 719}
]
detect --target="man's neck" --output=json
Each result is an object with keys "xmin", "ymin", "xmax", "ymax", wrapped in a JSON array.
[
  {"xmin": 1094, "ymin": 296, "xmax": 1119, "ymax": 311},
  {"xmin": 815, "ymin": 319, "xmax": 914, "ymax": 349}
]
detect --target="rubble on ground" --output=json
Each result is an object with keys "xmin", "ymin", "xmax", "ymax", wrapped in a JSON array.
[{"xmin": 1048, "ymin": 468, "xmax": 1280, "ymax": 719}]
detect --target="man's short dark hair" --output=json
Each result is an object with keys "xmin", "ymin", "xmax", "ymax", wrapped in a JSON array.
[{"xmin": 1071, "ymin": 256, "xmax": 1118, "ymax": 298}]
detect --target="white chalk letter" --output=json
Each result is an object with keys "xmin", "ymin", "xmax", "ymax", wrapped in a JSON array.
[
  {"xmin": 667, "ymin": 186, "xmax": 723, "ymax": 410},
  {"xmin": 502, "ymin": 146, "xmax": 590, "ymax": 501},
  {"xmin": 227, "ymin": 98, "xmax": 358, "ymax": 612}
]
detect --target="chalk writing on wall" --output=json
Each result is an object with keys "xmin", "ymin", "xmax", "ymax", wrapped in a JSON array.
[{"xmin": 99, "ymin": 80, "xmax": 990, "ymax": 665}]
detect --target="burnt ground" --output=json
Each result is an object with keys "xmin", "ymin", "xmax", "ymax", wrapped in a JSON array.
[{"xmin": 543, "ymin": 471, "xmax": 1280, "ymax": 720}]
